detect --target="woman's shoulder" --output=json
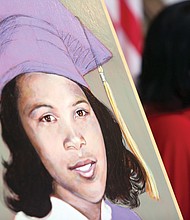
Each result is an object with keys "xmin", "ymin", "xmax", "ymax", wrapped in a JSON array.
[
  {"xmin": 105, "ymin": 199, "xmax": 141, "ymax": 220},
  {"xmin": 148, "ymin": 108, "xmax": 190, "ymax": 125}
]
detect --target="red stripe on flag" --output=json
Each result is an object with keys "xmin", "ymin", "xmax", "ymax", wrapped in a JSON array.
[{"xmin": 119, "ymin": 0, "xmax": 143, "ymax": 54}]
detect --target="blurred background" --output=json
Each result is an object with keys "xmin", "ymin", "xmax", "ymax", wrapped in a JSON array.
[{"xmin": 105, "ymin": 0, "xmax": 184, "ymax": 84}]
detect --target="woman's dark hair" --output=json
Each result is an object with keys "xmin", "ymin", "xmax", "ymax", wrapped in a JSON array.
[
  {"xmin": 1, "ymin": 77, "xmax": 53, "ymax": 217},
  {"xmin": 138, "ymin": 1, "xmax": 190, "ymax": 111},
  {"xmin": 1, "ymin": 76, "xmax": 145, "ymax": 217},
  {"xmin": 80, "ymin": 84, "xmax": 145, "ymax": 207}
]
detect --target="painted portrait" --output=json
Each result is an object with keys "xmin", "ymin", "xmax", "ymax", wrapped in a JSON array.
[{"xmin": 0, "ymin": 0, "xmax": 182, "ymax": 219}]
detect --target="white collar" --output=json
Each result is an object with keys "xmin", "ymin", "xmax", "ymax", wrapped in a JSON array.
[
  {"xmin": 101, "ymin": 198, "xmax": 112, "ymax": 220},
  {"xmin": 15, "ymin": 197, "xmax": 112, "ymax": 220},
  {"xmin": 48, "ymin": 197, "xmax": 112, "ymax": 220}
]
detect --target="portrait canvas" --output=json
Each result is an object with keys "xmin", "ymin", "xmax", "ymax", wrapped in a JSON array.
[{"xmin": 0, "ymin": 0, "xmax": 182, "ymax": 219}]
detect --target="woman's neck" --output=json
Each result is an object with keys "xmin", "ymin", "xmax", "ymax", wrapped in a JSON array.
[{"xmin": 53, "ymin": 182, "xmax": 102, "ymax": 220}]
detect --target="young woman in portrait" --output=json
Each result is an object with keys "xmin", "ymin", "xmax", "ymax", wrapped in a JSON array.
[{"xmin": 0, "ymin": 0, "xmax": 157, "ymax": 219}]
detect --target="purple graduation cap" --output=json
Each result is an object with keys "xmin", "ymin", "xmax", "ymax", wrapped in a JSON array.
[{"xmin": 0, "ymin": 0, "xmax": 112, "ymax": 95}]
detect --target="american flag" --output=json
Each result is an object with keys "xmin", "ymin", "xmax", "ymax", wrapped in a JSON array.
[{"xmin": 105, "ymin": 0, "xmax": 144, "ymax": 83}]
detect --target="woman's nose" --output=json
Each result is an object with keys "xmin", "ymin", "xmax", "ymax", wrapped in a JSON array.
[{"xmin": 63, "ymin": 129, "xmax": 86, "ymax": 150}]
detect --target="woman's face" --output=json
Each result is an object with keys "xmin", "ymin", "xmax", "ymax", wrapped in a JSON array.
[{"xmin": 17, "ymin": 72, "xmax": 107, "ymax": 205}]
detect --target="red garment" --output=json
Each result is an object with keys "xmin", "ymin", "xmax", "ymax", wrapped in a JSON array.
[{"xmin": 147, "ymin": 108, "xmax": 190, "ymax": 220}]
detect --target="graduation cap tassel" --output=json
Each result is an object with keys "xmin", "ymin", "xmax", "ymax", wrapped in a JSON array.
[{"xmin": 98, "ymin": 65, "xmax": 159, "ymax": 200}]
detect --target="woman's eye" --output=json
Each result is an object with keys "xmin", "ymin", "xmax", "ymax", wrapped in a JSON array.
[
  {"xmin": 75, "ymin": 109, "xmax": 88, "ymax": 117},
  {"xmin": 40, "ymin": 114, "xmax": 56, "ymax": 122}
]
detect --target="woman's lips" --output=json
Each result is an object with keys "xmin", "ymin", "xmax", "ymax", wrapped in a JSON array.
[{"xmin": 69, "ymin": 159, "xmax": 96, "ymax": 178}]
